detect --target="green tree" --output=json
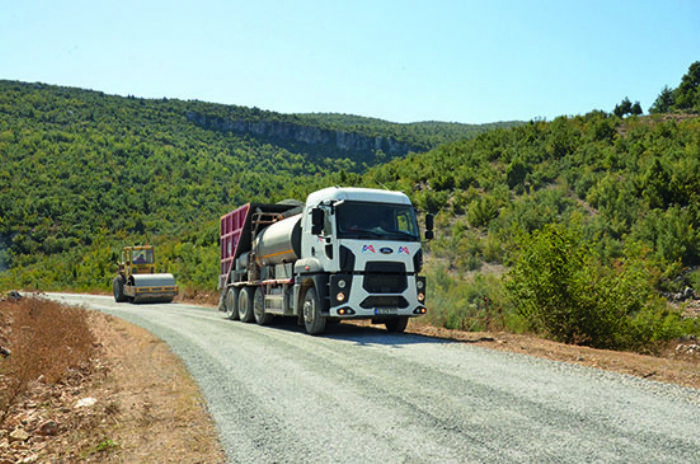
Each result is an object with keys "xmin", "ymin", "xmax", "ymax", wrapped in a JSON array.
[
  {"xmin": 649, "ymin": 86, "xmax": 674, "ymax": 114},
  {"xmin": 614, "ymin": 97, "xmax": 633, "ymax": 117},
  {"xmin": 630, "ymin": 101, "xmax": 643, "ymax": 116},
  {"xmin": 674, "ymin": 61, "xmax": 700, "ymax": 110},
  {"xmin": 506, "ymin": 158, "xmax": 528, "ymax": 189}
]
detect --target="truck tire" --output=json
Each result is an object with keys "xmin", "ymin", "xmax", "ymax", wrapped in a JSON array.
[
  {"xmin": 225, "ymin": 287, "xmax": 239, "ymax": 320},
  {"xmin": 112, "ymin": 276, "xmax": 127, "ymax": 303},
  {"xmin": 238, "ymin": 286, "xmax": 255, "ymax": 323},
  {"xmin": 303, "ymin": 287, "xmax": 326, "ymax": 335},
  {"xmin": 385, "ymin": 316, "xmax": 409, "ymax": 333},
  {"xmin": 253, "ymin": 287, "xmax": 273, "ymax": 326}
]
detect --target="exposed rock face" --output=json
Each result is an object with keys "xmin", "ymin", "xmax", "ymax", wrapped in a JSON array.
[{"xmin": 185, "ymin": 112, "xmax": 420, "ymax": 159}]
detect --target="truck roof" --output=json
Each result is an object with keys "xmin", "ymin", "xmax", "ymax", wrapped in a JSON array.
[{"xmin": 306, "ymin": 187, "xmax": 412, "ymax": 206}]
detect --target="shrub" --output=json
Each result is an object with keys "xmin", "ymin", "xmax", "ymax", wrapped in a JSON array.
[
  {"xmin": 424, "ymin": 267, "xmax": 509, "ymax": 332},
  {"xmin": 506, "ymin": 158, "xmax": 529, "ymax": 189},
  {"xmin": 689, "ymin": 269, "xmax": 700, "ymax": 292},
  {"xmin": 467, "ymin": 195, "xmax": 499, "ymax": 228},
  {"xmin": 631, "ymin": 206, "xmax": 700, "ymax": 268},
  {"xmin": 504, "ymin": 222, "xmax": 693, "ymax": 350},
  {"xmin": 414, "ymin": 189, "xmax": 449, "ymax": 214},
  {"xmin": 482, "ymin": 233, "xmax": 504, "ymax": 263},
  {"xmin": 450, "ymin": 189, "xmax": 470, "ymax": 215}
]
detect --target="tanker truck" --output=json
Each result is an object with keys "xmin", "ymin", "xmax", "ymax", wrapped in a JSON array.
[{"xmin": 218, "ymin": 187, "xmax": 433, "ymax": 335}]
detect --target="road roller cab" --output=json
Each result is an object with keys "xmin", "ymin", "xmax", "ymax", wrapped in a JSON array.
[{"xmin": 113, "ymin": 245, "xmax": 178, "ymax": 303}]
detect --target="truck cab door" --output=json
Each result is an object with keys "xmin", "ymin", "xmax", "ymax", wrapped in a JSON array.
[{"xmin": 302, "ymin": 205, "xmax": 336, "ymax": 272}]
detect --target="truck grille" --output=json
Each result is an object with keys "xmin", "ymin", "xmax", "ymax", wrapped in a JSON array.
[
  {"xmin": 360, "ymin": 296, "xmax": 409, "ymax": 309},
  {"xmin": 363, "ymin": 262, "xmax": 407, "ymax": 293}
]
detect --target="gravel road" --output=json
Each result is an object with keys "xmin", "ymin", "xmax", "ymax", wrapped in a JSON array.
[{"xmin": 47, "ymin": 293, "xmax": 699, "ymax": 463}]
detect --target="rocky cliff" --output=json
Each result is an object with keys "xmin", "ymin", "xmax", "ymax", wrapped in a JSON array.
[{"xmin": 185, "ymin": 112, "xmax": 423, "ymax": 160}]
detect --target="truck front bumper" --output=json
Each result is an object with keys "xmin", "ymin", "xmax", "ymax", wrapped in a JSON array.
[{"xmin": 328, "ymin": 274, "xmax": 426, "ymax": 318}]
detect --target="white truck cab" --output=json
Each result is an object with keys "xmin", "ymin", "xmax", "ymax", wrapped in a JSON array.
[{"xmin": 219, "ymin": 187, "xmax": 433, "ymax": 334}]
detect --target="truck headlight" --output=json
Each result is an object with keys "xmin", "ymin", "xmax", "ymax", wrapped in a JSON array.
[
  {"xmin": 417, "ymin": 292, "xmax": 425, "ymax": 302},
  {"xmin": 417, "ymin": 280, "xmax": 424, "ymax": 290},
  {"xmin": 331, "ymin": 274, "xmax": 352, "ymax": 305}
]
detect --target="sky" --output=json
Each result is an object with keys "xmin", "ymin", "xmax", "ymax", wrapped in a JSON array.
[{"xmin": 1, "ymin": 0, "xmax": 699, "ymax": 124}]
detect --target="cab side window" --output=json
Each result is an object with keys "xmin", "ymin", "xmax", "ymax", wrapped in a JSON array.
[{"xmin": 323, "ymin": 209, "xmax": 333, "ymax": 236}]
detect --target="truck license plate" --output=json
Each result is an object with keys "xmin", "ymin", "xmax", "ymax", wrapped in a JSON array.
[{"xmin": 375, "ymin": 308, "xmax": 398, "ymax": 315}]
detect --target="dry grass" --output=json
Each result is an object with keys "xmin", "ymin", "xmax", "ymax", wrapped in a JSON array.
[
  {"xmin": 0, "ymin": 295, "xmax": 226, "ymax": 463},
  {"xmin": 0, "ymin": 296, "xmax": 96, "ymax": 426}
]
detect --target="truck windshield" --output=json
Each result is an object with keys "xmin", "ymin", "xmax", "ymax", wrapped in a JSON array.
[{"xmin": 336, "ymin": 201, "xmax": 420, "ymax": 241}]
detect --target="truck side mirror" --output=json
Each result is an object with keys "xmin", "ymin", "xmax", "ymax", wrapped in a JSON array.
[
  {"xmin": 311, "ymin": 208, "xmax": 324, "ymax": 235},
  {"xmin": 424, "ymin": 213, "xmax": 434, "ymax": 240}
]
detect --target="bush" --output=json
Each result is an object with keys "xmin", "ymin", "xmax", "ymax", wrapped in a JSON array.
[
  {"xmin": 414, "ymin": 189, "xmax": 449, "ymax": 214},
  {"xmin": 424, "ymin": 267, "xmax": 510, "ymax": 332},
  {"xmin": 631, "ymin": 206, "xmax": 700, "ymax": 268},
  {"xmin": 450, "ymin": 189, "xmax": 470, "ymax": 215},
  {"xmin": 689, "ymin": 269, "xmax": 700, "ymax": 292},
  {"xmin": 504, "ymin": 223, "xmax": 693, "ymax": 350},
  {"xmin": 627, "ymin": 303, "xmax": 698, "ymax": 353},
  {"xmin": 467, "ymin": 195, "xmax": 499, "ymax": 228},
  {"xmin": 482, "ymin": 233, "xmax": 504, "ymax": 263}
]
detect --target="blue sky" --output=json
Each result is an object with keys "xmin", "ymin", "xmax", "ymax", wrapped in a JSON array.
[{"xmin": 1, "ymin": 0, "xmax": 698, "ymax": 124}]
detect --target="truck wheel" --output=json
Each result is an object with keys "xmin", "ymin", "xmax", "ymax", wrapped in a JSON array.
[
  {"xmin": 303, "ymin": 287, "xmax": 326, "ymax": 335},
  {"xmin": 385, "ymin": 316, "xmax": 409, "ymax": 333},
  {"xmin": 225, "ymin": 287, "xmax": 239, "ymax": 320},
  {"xmin": 238, "ymin": 286, "xmax": 255, "ymax": 322},
  {"xmin": 112, "ymin": 276, "xmax": 126, "ymax": 303},
  {"xmin": 253, "ymin": 287, "xmax": 273, "ymax": 325}
]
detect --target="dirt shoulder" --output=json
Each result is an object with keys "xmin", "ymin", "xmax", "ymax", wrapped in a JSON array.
[
  {"xmin": 406, "ymin": 322, "xmax": 700, "ymax": 389},
  {"xmin": 1, "ymin": 309, "xmax": 227, "ymax": 463}
]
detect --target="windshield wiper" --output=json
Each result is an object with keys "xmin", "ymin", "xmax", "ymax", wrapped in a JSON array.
[
  {"xmin": 347, "ymin": 228, "xmax": 384, "ymax": 238},
  {"xmin": 342, "ymin": 228, "xmax": 418, "ymax": 240},
  {"xmin": 384, "ymin": 230, "xmax": 419, "ymax": 240}
]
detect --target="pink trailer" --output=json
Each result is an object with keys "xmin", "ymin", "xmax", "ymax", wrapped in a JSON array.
[
  {"xmin": 219, "ymin": 204, "xmax": 250, "ymax": 289},
  {"xmin": 219, "ymin": 202, "xmax": 302, "ymax": 290}
]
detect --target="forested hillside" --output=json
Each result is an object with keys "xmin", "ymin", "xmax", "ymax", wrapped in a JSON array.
[
  {"xmin": 369, "ymin": 111, "xmax": 700, "ymax": 268},
  {"xmin": 0, "ymin": 80, "xmax": 503, "ymax": 290},
  {"xmin": 1, "ymin": 61, "xmax": 699, "ymax": 351},
  {"xmin": 0, "ymin": 81, "xmax": 327, "ymax": 287}
]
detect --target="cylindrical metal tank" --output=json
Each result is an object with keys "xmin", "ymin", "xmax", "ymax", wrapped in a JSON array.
[
  {"xmin": 253, "ymin": 214, "xmax": 302, "ymax": 266},
  {"xmin": 236, "ymin": 252, "xmax": 250, "ymax": 270}
]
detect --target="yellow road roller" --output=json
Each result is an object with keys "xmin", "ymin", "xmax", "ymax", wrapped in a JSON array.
[{"xmin": 113, "ymin": 245, "xmax": 178, "ymax": 303}]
